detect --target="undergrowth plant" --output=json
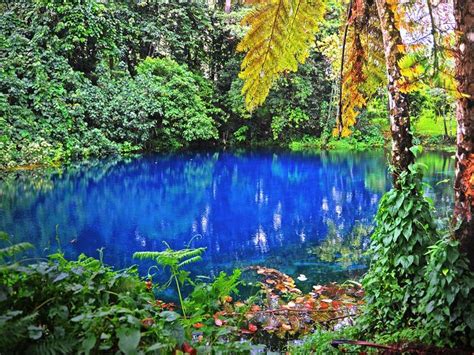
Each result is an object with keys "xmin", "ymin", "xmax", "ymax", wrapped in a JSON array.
[
  {"xmin": 418, "ymin": 234, "xmax": 474, "ymax": 346},
  {"xmin": 0, "ymin": 234, "xmax": 262, "ymax": 353},
  {"xmin": 0, "ymin": 235, "xmax": 181, "ymax": 354},
  {"xmin": 133, "ymin": 241, "xmax": 206, "ymax": 318}
]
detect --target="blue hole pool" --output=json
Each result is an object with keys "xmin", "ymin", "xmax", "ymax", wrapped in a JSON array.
[{"xmin": 0, "ymin": 149, "xmax": 454, "ymax": 285}]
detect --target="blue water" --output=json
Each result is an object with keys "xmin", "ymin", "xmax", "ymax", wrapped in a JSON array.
[{"xmin": 0, "ymin": 150, "xmax": 454, "ymax": 284}]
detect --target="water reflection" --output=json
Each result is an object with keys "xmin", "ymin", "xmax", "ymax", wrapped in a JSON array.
[{"xmin": 0, "ymin": 150, "xmax": 454, "ymax": 284}]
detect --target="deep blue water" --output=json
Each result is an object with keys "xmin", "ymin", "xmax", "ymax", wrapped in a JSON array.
[{"xmin": 0, "ymin": 150, "xmax": 454, "ymax": 285}]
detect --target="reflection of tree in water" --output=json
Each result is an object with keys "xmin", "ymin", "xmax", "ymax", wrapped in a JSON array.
[
  {"xmin": 364, "ymin": 170, "xmax": 388, "ymax": 194},
  {"xmin": 418, "ymin": 151, "xmax": 454, "ymax": 220},
  {"xmin": 0, "ymin": 154, "xmax": 218, "ymax": 255},
  {"xmin": 308, "ymin": 219, "xmax": 372, "ymax": 269}
]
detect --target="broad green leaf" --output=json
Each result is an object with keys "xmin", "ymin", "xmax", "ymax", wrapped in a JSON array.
[
  {"xmin": 159, "ymin": 311, "xmax": 180, "ymax": 322},
  {"xmin": 81, "ymin": 335, "xmax": 96, "ymax": 354},
  {"xmin": 117, "ymin": 327, "xmax": 141, "ymax": 355},
  {"xmin": 27, "ymin": 325, "xmax": 43, "ymax": 340}
]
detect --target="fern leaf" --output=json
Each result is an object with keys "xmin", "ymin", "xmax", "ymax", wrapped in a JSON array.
[
  {"xmin": 28, "ymin": 335, "xmax": 76, "ymax": 355},
  {"xmin": 237, "ymin": 0, "xmax": 326, "ymax": 110},
  {"xmin": 132, "ymin": 251, "xmax": 161, "ymax": 260},
  {"xmin": 178, "ymin": 255, "xmax": 202, "ymax": 268},
  {"xmin": 174, "ymin": 248, "xmax": 206, "ymax": 260},
  {"xmin": 0, "ymin": 312, "xmax": 38, "ymax": 350},
  {"xmin": 0, "ymin": 242, "xmax": 34, "ymax": 261},
  {"xmin": 336, "ymin": 3, "xmax": 386, "ymax": 136},
  {"xmin": 133, "ymin": 247, "xmax": 206, "ymax": 269}
]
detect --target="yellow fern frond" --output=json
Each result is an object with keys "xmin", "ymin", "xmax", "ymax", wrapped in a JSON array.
[{"xmin": 237, "ymin": 0, "xmax": 326, "ymax": 111}]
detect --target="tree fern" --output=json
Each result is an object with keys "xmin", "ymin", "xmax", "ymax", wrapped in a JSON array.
[
  {"xmin": 237, "ymin": 0, "xmax": 326, "ymax": 110},
  {"xmin": 133, "ymin": 243, "xmax": 206, "ymax": 318},
  {"xmin": 398, "ymin": 50, "xmax": 460, "ymax": 98},
  {"xmin": 395, "ymin": 0, "xmax": 459, "ymax": 97}
]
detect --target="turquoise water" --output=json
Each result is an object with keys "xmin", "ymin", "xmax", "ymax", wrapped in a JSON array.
[{"xmin": 0, "ymin": 150, "xmax": 454, "ymax": 284}]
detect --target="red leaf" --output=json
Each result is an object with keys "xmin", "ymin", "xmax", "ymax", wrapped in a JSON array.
[
  {"xmin": 224, "ymin": 295, "xmax": 233, "ymax": 303},
  {"xmin": 241, "ymin": 328, "xmax": 253, "ymax": 334},
  {"xmin": 141, "ymin": 317, "xmax": 154, "ymax": 328},
  {"xmin": 182, "ymin": 342, "xmax": 197, "ymax": 355},
  {"xmin": 319, "ymin": 302, "xmax": 329, "ymax": 310},
  {"xmin": 248, "ymin": 323, "xmax": 258, "ymax": 332}
]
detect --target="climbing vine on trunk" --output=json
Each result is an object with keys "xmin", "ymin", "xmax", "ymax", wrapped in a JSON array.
[{"xmin": 375, "ymin": 0, "xmax": 414, "ymax": 185}]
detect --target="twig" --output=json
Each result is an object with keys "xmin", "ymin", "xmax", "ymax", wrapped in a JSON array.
[{"xmin": 320, "ymin": 313, "xmax": 359, "ymax": 324}]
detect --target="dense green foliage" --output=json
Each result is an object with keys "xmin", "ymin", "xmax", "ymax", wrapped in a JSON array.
[
  {"xmin": 1, "ymin": 0, "xmax": 453, "ymax": 170},
  {"xmin": 1, "ymin": 236, "xmax": 366, "ymax": 353},
  {"xmin": 1, "ymin": 0, "xmax": 340, "ymax": 169},
  {"xmin": 360, "ymin": 159, "xmax": 474, "ymax": 347},
  {"xmin": 0, "ymin": 0, "xmax": 229, "ymax": 168},
  {"xmin": 1, "ymin": 252, "xmax": 180, "ymax": 353}
]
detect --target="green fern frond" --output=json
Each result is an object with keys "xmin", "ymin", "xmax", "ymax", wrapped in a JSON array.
[
  {"xmin": 0, "ymin": 312, "xmax": 38, "ymax": 350},
  {"xmin": 173, "ymin": 248, "xmax": 206, "ymax": 260},
  {"xmin": 132, "ymin": 251, "xmax": 162, "ymax": 260},
  {"xmin": 237, "ymin": 0, "xmax": 326, "ymax": 110},
  {"xmin": 178, "ymin": 255, "xmax": 202, "ymax": 267},
  {"xmin": 27, "ymin": 336, "xmax": 76, "ymax": 355},
  {"xmin": 0, "ymin": 242, "xmax": 34, "ymax": 261},
  {"xmin": 133, "ymin": 247, "xmax": 206, "ymax": 269},
  {"xmin": 398, "ymin": 49, "xmax": 458, "ymax": 96}
]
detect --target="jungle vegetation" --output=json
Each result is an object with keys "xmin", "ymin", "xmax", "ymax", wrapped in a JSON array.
[{"xmin": 0, "ymin": 0, "xmax": 457, "ymax": 171}]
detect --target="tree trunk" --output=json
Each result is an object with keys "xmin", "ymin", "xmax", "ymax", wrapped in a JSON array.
[
  {"xmin": 443, "ymin": 111, "xmax": 449, "ymax": 139},
  {"xmin": 453, "ymin": 0, "xmax": 474, "ymax": 269},
  {"xmin": 375, "ymin": 0, "xmax": 414, "ymax": 187},
  {"xmin": 225, "ymin": 0, "xmax": 231, "ymax": 13}
]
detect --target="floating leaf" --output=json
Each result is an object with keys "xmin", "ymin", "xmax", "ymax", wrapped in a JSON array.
[{"xmin": 297, "ymin": 274, "xmax": 307, "ymax": 281}]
